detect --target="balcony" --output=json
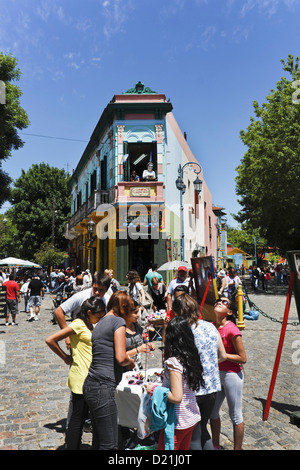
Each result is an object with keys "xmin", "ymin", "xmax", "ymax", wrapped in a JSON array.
[
  {"xmin": 68, "ymin": 190, "xmax": 110, "ymax": 230},
  {"xmin": 115, "ymin": 181, "xmax": 165, "ymax": 204}
]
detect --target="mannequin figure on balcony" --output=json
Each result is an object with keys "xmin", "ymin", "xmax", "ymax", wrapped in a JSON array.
[{"xmin": 142, "ymin": 162, "xmax": 156, "ymax": 181}]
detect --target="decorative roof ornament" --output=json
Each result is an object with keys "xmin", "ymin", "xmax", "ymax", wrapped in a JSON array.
[{"xmin": 123, "ymin": 81, "xmax": 157, "ymax": 94}]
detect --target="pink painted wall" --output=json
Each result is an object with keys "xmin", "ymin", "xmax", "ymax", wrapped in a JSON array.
[{"xmin": 166, "ymin": 112, "xmax": 218, "ymax": 262}]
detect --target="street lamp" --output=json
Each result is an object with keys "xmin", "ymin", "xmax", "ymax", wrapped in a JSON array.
[
  {"xmin": 87, "ymin": 219, "xmax": 96, "ymax": 236},
  {"xmin": 87, "ymin": 220, "xmax": 96, "ymax": 272},
  {"xmin": 176, "ymin": 162, "xmax": 202, "ymax": 261}
]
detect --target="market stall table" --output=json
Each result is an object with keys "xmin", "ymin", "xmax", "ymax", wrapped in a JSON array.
[
  {"xmin": 115, "ymin": 368, "xmax": 162, "ymax": 429},
  {"xmin": 147, "ymin": 310, "xmax": 166, "ymax": 341}
]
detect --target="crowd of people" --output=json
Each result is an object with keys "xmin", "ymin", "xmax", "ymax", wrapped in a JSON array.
[
  {"xmin": 42, "ymin": 264, "xmax": 246, "ymax": 451},
  {"xmin": 0, "ymin": 262, "xmax": 249, "ymax": 450},
  {"xmin": 216, "ymin": 263, "xmax": 290, "ymax": 295},
  {"xmin": 0, "ymin": 258, "xmax": 292, "ymax": 450},
  {"xmin": 0, "ymin": 270, "xmax": 46, "ymax": 325}
]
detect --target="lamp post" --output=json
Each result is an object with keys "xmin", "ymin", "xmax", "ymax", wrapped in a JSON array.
[
  {"xmin": 176, "ymin": 162, "xmax": 202, "ymax": 261},
  {"xmin": 87, "ymin": 219, "xmax": 96, "ymax": 273}
]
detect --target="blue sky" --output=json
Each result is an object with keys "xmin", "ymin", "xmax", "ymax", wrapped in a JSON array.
[{"xmin": 1, "ymin": 0, "xmax": 300, "ymax": 227}]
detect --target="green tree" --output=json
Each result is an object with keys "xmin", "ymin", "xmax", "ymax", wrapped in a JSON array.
[
  {"xmin": 0, "ymin": 53, "xmax": 30, "ymax": 207},
  {"xmin": 34, "ymin": 241, "xmax": 68, "ymax": 268},
  {"xmin": 0, "ymin": 213, "xmax": 22, "ymax": 258},
  {"xmin": 9, "ymin": 163, "xmax": 70, "ymax": 259},
  {"xmin": 227, "ymin": 226, "xmax": 255, "ymax": 256},
  {"xmin": 227, "ymin": 226, "xmax": 270, "ymax": 266},
  {"xmin": 235, "ymin": 55, "xmax": 300, "ymax": 254}
]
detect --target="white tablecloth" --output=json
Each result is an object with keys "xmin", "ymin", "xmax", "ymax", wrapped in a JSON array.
[{"xmin": 115, "ymin": 368, "xmax": 162, "ymax": 428}]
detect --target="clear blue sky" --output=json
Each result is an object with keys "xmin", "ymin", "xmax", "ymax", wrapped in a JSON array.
[{"xmin": 1, "ymin": 0, "xmax": 300, "ymax": 227}]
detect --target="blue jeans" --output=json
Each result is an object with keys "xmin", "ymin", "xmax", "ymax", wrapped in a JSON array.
[
  {"xmin": 65, "ymin": 392, "xmax": 89, "ymax": 450},
  {"xmin": 83, "ymin": 376, "xmax": 118, "ymax": 450}
]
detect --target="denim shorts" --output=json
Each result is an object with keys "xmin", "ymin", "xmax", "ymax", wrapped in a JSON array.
[{"xmin": 28, "ymin": 296, "xmax": 42, "ymax": 307}]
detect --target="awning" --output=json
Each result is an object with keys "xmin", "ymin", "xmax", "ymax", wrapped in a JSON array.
[{"xmin": 0, "ymin": 257, "xmax": 42, "ymax": 269}]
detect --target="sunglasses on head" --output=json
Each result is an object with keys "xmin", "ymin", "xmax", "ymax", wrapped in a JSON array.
[{"xmin": 214, "ymin": 299, "xmax": 230, "ymax": 307}]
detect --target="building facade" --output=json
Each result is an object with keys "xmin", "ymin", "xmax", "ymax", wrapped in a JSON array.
[{"xmin": 65, "ymin": 82, "xmax": 218, "ymax": 283}]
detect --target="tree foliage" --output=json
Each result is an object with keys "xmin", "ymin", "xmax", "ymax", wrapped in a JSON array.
[
  {"xmin": 0, "ymin": 53, "xmax": 30, "ymax": 207},
  {"xmin": 34, "ymin": 241, "xmax": 68, "ymax": 268},
  {"xmin": 0, "ymin": 213, "xmax": 22, "ymax": 258},
  {"xmin": 9, "ymin": 163, "xmax": 70, "ymax": 259},
  {"xmin": 227, "ymin": 226, "xmax": 256, "ymax": 256},
  {"xmin": 227, "ymin": 226, "xmax": 270, "ymax": 266},
  {"xmin": 235, "ymin": 55, "xmax": 300, "ymax": 254}
]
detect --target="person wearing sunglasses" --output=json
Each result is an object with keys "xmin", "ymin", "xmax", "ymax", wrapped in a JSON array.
[{"xmin": 210, "ymin": 297, "xmax": 247, "ymax": 450}]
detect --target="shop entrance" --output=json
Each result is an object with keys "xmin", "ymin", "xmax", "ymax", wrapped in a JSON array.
[{"xmin": 129, "ymin": 238, "xmax": 153, "ymax": 281}]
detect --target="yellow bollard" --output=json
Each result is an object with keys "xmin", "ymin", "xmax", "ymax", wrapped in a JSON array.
[{"xmin": 237, "ymin": 284, "xmax": 245, "ymax": 331}]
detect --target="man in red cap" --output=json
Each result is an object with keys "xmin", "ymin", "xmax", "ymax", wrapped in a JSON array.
[{"xmin": 166, "ymin": 266, "xmax": 189, "ymax": 311}]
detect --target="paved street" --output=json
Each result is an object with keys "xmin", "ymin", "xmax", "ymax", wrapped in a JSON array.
[
  {"xmin": 0, "ymin": 279, "xmax": 299, "ymax": 450},
  {"xmin": 220, "ymin": 278, "xmax": 300, "ymax": 450}
]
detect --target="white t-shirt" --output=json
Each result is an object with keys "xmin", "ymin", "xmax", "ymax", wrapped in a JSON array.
[
  {"xmin": 166, "ymin": 278, "xmax": 190, "ymax": 300},
  {"xmin": 129, "ymin": 282, "xmax": 143, "ymax": 302}
]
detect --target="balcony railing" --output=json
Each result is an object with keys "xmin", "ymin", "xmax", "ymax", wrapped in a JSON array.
[
  {"xmin": 68, "ymin": 190, "xmax": 110, "ymax": 230},
  {"xmin": 68, "ymin": 183, "xmax": 165, "ymax": 232}
]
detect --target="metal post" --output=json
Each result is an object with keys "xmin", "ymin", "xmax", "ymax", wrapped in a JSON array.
[
  {"xmin": 263, "ymin": 272, "xmax": 295, "ymax": 421},
  {"xmin": 237, "ymin": 285, "xmax": 245, "ymax": 331},
  {"xmin": 179, "ymin": 171, "xmax": 184, "ymax": 262},
  {"xmin": 52, "ymin": 197, "xmax": 56, "ymax": 249}
]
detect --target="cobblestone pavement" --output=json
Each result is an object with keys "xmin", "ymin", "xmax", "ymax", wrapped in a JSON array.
[{"xmin": 0, "ymin": 279, "xmax": 299, "ymax": 450}]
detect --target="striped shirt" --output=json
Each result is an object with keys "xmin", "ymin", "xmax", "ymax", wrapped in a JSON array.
[{"xmin": 162, "ymin": 357, "xmax": 200, "ymax": 430}]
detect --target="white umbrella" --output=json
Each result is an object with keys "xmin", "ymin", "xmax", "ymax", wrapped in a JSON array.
[
  {"xmin": 157, "ymin": 260, "xmax": 192, "ymax": 271},
  {"xmin": 0, "ymin": 257, "xmax": 41, "ymax": 269}
]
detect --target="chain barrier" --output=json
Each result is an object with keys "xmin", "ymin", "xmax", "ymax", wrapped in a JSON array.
[{"xmin": 242, "ymin": 282, "xmax": 300, "ymax": 327}]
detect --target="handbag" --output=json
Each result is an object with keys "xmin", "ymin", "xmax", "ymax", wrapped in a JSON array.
[
  {"xmin": 137, "ymin": 392, "xmax": 152, "ymax": 439},
  {"xmin": 138, "ymin": 288, "xmax": 153, "ymax": 309}
]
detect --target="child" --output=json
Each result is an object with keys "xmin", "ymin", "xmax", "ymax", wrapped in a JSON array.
[
  {"xmin": 45, "ymin": 296, "xmax": 106, "ymax": 449},
  {"xmin": 210, "ymin": 297, "xmax": 247, "ymax": 450},
  {"xmin": 146, "ymin": 316, "xmax": 204, "ymax": 450}
]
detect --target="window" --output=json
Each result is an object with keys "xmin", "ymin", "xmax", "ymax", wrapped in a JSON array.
[
  {"xmin": 101, "ymin": 156, "xmax": 107, "ymax": 190},
  {"xmin": 90, "ymin": 169, "xmax": 97, "ymax": 192},
  {"xmin": 194, "ymin": 190, "xmax": 199, "ymax": 218},
  {"xmin": 77, "ymin": 191, "xmax": 82, "ymax": 209},
  {"xmin": 123, "ymin": 142, "xmax": 157, "ymax": 181}
]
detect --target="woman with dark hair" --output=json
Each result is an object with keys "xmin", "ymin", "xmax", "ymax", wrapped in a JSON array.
[
  {"xmin": 146, "ymin": 316, "xmax": 204, "ymax": 450},
  {"xmin": 125, "ymin": 300, "xmax": 155, "ymax": 367},
  {"xmin": 45, "ymin": 296, "xmax": 106, "ymax": 449},
  {"xmin": 172, "ymin": 293, "xmax": 226, "ymax": 450},
  {"xmin": 83, "ymin": 291, "xmax": 135, "ymax": 449},
  {"xmin": 210, "ymin": 297, "xmax": 247, "ymax": 450},
  {"xmin": 127, "ymin": 269, "xmax": 146, "ymax": 305}
]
